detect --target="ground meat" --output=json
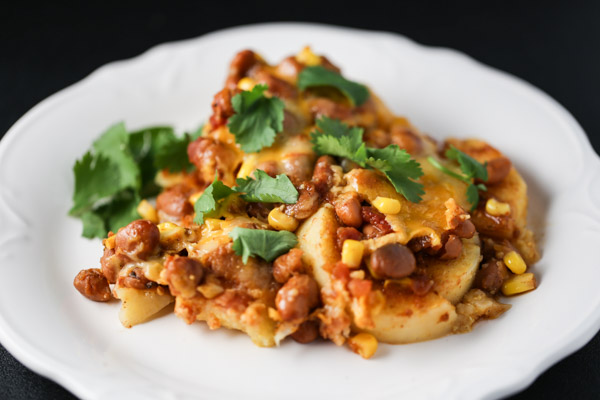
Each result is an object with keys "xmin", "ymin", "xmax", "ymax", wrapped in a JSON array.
[
  {"xmin": 276, "ymin": 275, "xmax": 320, "ymax": 322},
  {"xmin": 273, "ymin": 249, "xmax": 305, "ymax": 284},
  {"xmin": 156, "ymin": 184, "xmax": 194, "ymax": 220},
  {"xmin": 163, "ymin": 255, "xmax": 205, "ymax": 298},
  {"xmin": 118, "ymin": 267, "xmax": 157, "ymax": 290},
  {"xmin": 73, "ymin": 268, "xmax": 112, "ymax": 302},
  {"xmin": 361, "ymin": 206, "xmax": 393, "ymax": 236},
  {"xmin": 115, "ymin": 220, "xmax": 160, "ymax": 260},
  {"xmin": 336, "ymin": 227, "xmax": 363, "ymax": 250},
  {"xmin": 283, "ymin": 182, "xmax": 320, "ymax": 220},
  {"xmin": 454, "ymin": 289, "xmax": 511, "ymax": 333},
  {"xmin": 471, "ymin": 209, "xmax": 515, "ymax": 239}
]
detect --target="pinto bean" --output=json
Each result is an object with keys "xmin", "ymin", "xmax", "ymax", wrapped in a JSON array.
[
  {"xmin": 275, "ymin": 275, "xmax": 320, "ymax": 322},
  {"xmin": 115, "ymin": 220, "xmax": 159, "ymax": 260},
  {"xmin": 209, "ymin": 88, "xmax": 234, "ymax": 128},
  {"xmin": 475, "ymin": 260, "xmax": 509, "ymax": 294},
  {"xmin": 273, "ymin": 249, "xmax": 305, "ymax": 284},
  {"xmin": 452, "ymin": 219, "xmax": 476, "ymax": 239},
  {"xmin": 311, "ymin": 155, "xmax": 335, "ymax": 195},
  {"xmin": 100, "ymin": 246, "xmax": 130, "ymax": 284},
  {"xmin": 291, "ymin": 320, "xmax": 320, "ymax": 344},
  {"xmin": 334, "ymin": 195, "xmax": 362, "ymax": 228},
  {"xmin": 336, "ymin": 227, "xmax": 362, "ymax": 250},
  {"xmin": 369, "ymin": 243, "xmax": 416, "ymax": 279},
  {"xmin": 118, "ymin": 267, "xmax": 157, "ymax": 290},
  {"xmin": 485, "ymin": 157, "xmax": 512, "ymax": 185},
  {"xmin": 73, "ymin": 268, "xmax": 112, "ymax": 302},
  {"xmin": 156, "ymin": 184, "xmax": 194, "ymax": 220},
  {"xmin": 225, "ymin": 49, "xmax": 260, "ymax": 90},
  {"xmin": 281, "ymin": 153, "xmax": 313, "ymax": 185},
  {"xmin": 187, "ymin": 137, "xmax": 238, "ymax": 184},
  {"xmin": 390, "ymin": 125, "xmax": 423, "ymax": 155},
  {"xmin": 439, "ymin": 235, "xmax": 463, "ymax": 260},
  {"xmin": 308, "ymin": 98, "xmax": 352, "ymax": 121},
  {"xmin": 284, "ymin": 182, "xmax": 320, "ymax": 220},
  {"xmin": 276, "ymin": 56, "xmax": 305, "ymax": 79},
  {"xmin": 163, "ymin": 255, "xmax": 205, "ymax": 298},
  {"xmin": 253, "ymin": 68, "xmax": 297, "ymax": 99}
]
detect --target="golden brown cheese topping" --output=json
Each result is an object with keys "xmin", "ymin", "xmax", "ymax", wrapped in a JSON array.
[{"xmin": 73, "ymin": 47, "xmax": 539, "ymax": 359}]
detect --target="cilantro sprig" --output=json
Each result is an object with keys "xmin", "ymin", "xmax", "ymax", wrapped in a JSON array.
[
  {"xmin": 70, "ymin": 122, "xmax": 199, "ymax": 238},
  {"xmin": 298, "ymin": 66, "xmax": 370, "ymax": 106},
  {"xmin": 227, "ymin": 84, "xmax": 285, "ymax": 153},
  {"xmin": 427, "ymin": 146, "xmax": 488, "ymax": 209},
  {"xmin": 193, "ymin": 170, "xmax": 299, "ymax": 224},
  {"xmin": 229, "ymin": 227, "xmax": 298, "ymax": 263},
  {"xmin": 310, "ymin": 117, "xmax": 425, "ymax": 202},
  {"xmin": 234, "ymin": 170, "xmax": 298, "ymax": 204}
]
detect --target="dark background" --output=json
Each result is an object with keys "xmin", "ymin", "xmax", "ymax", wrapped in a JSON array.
[{"xmin": 2, "ymin": 1, "xmax": 599, "ymax": 399}]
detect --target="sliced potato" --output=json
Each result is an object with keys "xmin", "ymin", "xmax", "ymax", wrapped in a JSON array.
[{"xmin": 114, "ymin": 287, "xmax": 174, "ymax": 328}]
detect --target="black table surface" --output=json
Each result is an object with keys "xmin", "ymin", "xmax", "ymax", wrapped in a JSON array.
[{"xmin": 2, "ymin": 1, "xmax": 599, "ymax": 399}]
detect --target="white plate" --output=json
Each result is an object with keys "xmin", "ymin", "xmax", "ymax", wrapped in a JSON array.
[{"xmin": 1, "ymin": 22, "xmax": 599, "ymax": 400}]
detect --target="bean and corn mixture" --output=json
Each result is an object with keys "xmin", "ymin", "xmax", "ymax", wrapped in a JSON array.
[{"xmin": 71, "ymin": 48, "xmax": 539, "ymax": 358}]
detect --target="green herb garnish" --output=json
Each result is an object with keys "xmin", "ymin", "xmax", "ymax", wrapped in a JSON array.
[
  {"xmin": 229, "ymin": 227, "xmax": 298, "ymax": 263},
  {"xmin": 310, "ymin": 117, "xmax": 424, "ymax": 202},
  {"xmin": 427, "ymin": 146, "xmax": 488, "ymax": 209},
  {"xmin": 227, "ymin": 84, "xmax": 285, "ymax": 153},
  {"xmin": 70, "ymin": 122, "xmax": 196, "ymax": 238},
  {"xmin": 193, "ymin": 176, "xmax": 236, "ymax": 225},
  {"xmin": 297, "ymin": 65, "xmax": 370, "ymax": 106},
  {"xmin": 234, "ymin": 170, "xmax": 298, "ymax": 204}
]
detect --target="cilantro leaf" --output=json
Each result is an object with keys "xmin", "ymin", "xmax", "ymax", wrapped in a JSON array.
[
  {"xmin": 310, "ymin": 117, "xmax": 424, "ymax": 202},
  {"xmin": 227, "ymin": 84, "xmax": 285, "ymax": 153},
  {"xmin": 366, "ymin": 146, "xmax": 425, "ymax": 203},
  {"xmin": 427, "ymin": 147, "xmax": 489, "ymax": 209},
  {"xmin": 445, "ymin": 146, "xmax": 488, "ymax": 182},
  {"xmin": 69, "ymin": 152, "xmax": 125, "ymax": 216},
  {"xmin": 310, "ymin": 117, "xmax": 367, "ymax": 162},
  {"xmin": 297, "ymin": 65, "xmax": 370, "ymax": 106},
  {"xmin": 193, "ymin": 177, "xmax": 236, "ymax": 225},
  {"xmin": 229, "ymin": 227, "xmax": 298, "ymax": 263},
  {"xmin": 234, "ymin": 170, "xmax": 298, "ymax": 204},
  {"xmin": 154, "ymin": 132, "xmax": 194, "ymax": 173},
  {"xmin": 80, "ymin": 211, "xmax": 106, "ymax": 239},
  {"xmin": 92, "ymin": 123, "xmax": 140, "ymax": 190}
]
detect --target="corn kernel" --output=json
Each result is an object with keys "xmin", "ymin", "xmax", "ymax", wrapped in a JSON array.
[
  {"xmin": 137, "ymin": 199, "xmax": 159, "ymax": 223},
  {"xmin": 342, "ymin": 240, "xmax": 364, "ymax": 268},
  {"xmin": 372, "ymin": 197, "xmax": 401, "ymax": 215},
  {"xmin": 197, "ymin": 282, "xmax": 224, "ymax": 299},
  {"xmin": 237, "ymin": 154, "xmax": 258, "ymax": 179},
  {"xmin": 268, "ymin": 208, "xmax": 299, "ymax": 231},
  {"xmin": 485, "ymin": 198, "xmax": 511, "ymax": 216},
  {"xmin": 103, "ymin": 234, "xmax": 116, "ymax": 250},
  {"xmin": 296, "ymin": 46, "xmax": 322, "ymax": 66},
  {"xmin": 237, "ymin": 77, "xmax": 257, "ymax": 91},
  {"xmin": 189, "ymin": 192, "xmax": 202, "ymax": 205},
  {"xmin": 157, "ymin": 222, "xmax": 185, "ymax": 246},
  {"xmin": 155, "ymin": 170, "xmax": 185, "ymax": 188},
  {"xmin": 268, "ymin": 307, "xmax": 282, "ymax": 322},
  {"xmin": 501, "ymin": 273, "xmax": 537, "ymax": 296},
  {"xmin": 348, "ymin": 333, "xmax": 378, "ymax": 359},
  {"xmin": 503, "ymin": 251, "xmax": 527, "ymax": 274},
  {"xmin": 350, "ymin": 270, "xmax": 365, "ymax": 280}
]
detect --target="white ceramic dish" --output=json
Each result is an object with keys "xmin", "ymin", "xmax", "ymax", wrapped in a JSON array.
[{"xmin": 1, "ymin": 22, "xmax": 599, "ymax": 400}]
